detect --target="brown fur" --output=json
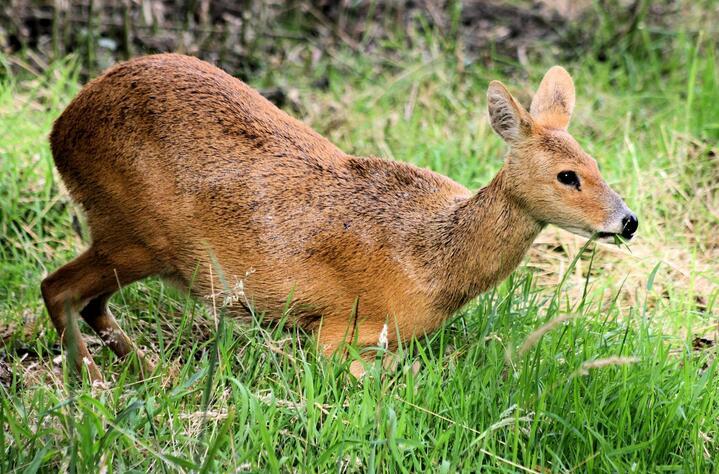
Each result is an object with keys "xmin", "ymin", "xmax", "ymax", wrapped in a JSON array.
[{"xmin": 42, "ymin": 55, "xmax": 633, "ymax": 381}]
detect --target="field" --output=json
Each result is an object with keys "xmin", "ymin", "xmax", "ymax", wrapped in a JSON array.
[{"xmin": 1, "ymin": 7, "xmax": 719, "ymax": 473}]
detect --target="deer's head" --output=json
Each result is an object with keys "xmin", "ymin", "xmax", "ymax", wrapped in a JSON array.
[{"xmin": 487, "ymin": 66, "xmax": 638, "ymax": 242}]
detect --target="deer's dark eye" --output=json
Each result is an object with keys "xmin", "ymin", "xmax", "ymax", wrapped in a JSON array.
[{"xmin": 557, "ymin": 171, "xmax": 580, "ymax": 190}]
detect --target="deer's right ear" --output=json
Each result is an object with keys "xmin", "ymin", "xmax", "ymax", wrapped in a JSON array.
[{"xmin": 487, "ymin": 81, "xmax": 534, "ymax": 144}]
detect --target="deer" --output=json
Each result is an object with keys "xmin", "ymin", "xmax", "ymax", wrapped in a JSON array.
[{"xmin": 42, "ymin": 54, "xmax": 638, "ymax": 383}]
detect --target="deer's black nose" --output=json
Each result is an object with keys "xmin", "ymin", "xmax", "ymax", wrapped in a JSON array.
[{"xmin": 621, "ymin": 214, "xmax": 638, "ymax": 239}]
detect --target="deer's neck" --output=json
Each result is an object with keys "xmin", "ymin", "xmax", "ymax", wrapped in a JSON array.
[{"xmin": 425, "ymin": 169, "xmax": 543, "ymax": 313}]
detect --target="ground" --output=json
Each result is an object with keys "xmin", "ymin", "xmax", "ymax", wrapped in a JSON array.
[{"xmin": 1, "ymin": 7, "xmax": 719, "ymax": 472}]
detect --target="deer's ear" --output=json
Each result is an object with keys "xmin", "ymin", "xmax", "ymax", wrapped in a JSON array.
[
  {"xmin": 487, "ymin": 81, "xmax": 534, "ymax": 144},
  {"xmin": 529, "ymin": 66, "xmax": 575, "ymax": 130}
]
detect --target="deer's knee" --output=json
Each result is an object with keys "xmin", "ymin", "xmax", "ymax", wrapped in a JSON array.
[{"xmin": 41, "ymin": 274, "xmax": 64, "ymax": 313}]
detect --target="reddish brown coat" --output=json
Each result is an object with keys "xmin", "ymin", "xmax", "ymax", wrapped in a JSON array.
[{"xmin": 42, "ymin": 55, "xmax": 635, "ymax": 381}]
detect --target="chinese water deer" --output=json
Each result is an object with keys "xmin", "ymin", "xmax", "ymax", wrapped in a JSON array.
[{"xmin": 42, "ymin": 54, "xmax": 638, "ymax": 382}]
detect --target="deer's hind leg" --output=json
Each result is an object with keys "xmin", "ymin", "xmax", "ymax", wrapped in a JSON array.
[
  {"xmin": 41, "ymin": 241, "xmax": 158, "ymax": 383},
  {"xmin": 80, "ymin": 291, "xmax": 155, "ymax": 377}
]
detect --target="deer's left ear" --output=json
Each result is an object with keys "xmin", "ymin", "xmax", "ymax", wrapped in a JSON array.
[{"xmin": 530, "ymin": 66, "xmax": 575, "ymax": 130}]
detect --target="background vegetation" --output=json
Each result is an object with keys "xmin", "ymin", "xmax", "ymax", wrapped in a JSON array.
[{"xmin": 1, "ymin": 0, "xmax": 718, "ymax": 471}]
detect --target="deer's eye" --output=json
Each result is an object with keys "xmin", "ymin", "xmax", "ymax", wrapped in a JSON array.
[{"xmin": 557, "ymin": 171, "xmax": 580, "ymax": 190}]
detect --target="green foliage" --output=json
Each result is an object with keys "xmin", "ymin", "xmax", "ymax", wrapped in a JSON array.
[{"xmin": 1, "ymin": 19, "xmax": 718, "ymax": 473}]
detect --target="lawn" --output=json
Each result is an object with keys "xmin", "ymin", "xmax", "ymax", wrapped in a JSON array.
[{"xmin": 1, "ymin": 13, "xmax": 718, "ymax": 473}]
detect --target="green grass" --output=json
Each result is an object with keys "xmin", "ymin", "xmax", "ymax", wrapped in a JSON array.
[{"xmin": 2, "ymin": 15, "xmax": 719, "ymax": 473}]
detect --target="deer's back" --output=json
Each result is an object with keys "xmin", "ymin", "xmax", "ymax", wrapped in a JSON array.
[{"xmin": 51, "ymin": 54, "xmax": 344, "ymax": 179}]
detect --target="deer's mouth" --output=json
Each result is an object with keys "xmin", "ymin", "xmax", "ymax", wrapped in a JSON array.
[
  {"xmin": 595, "ymin": 231, "xmax": 627, "ymax": 244},
  {"xmin": 560, "ymin": 226, "xmax": 626, "ymax": 244},
  {"xmin": 597, "ymin": 231, "xmax": 618, "ymax": 239}
]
